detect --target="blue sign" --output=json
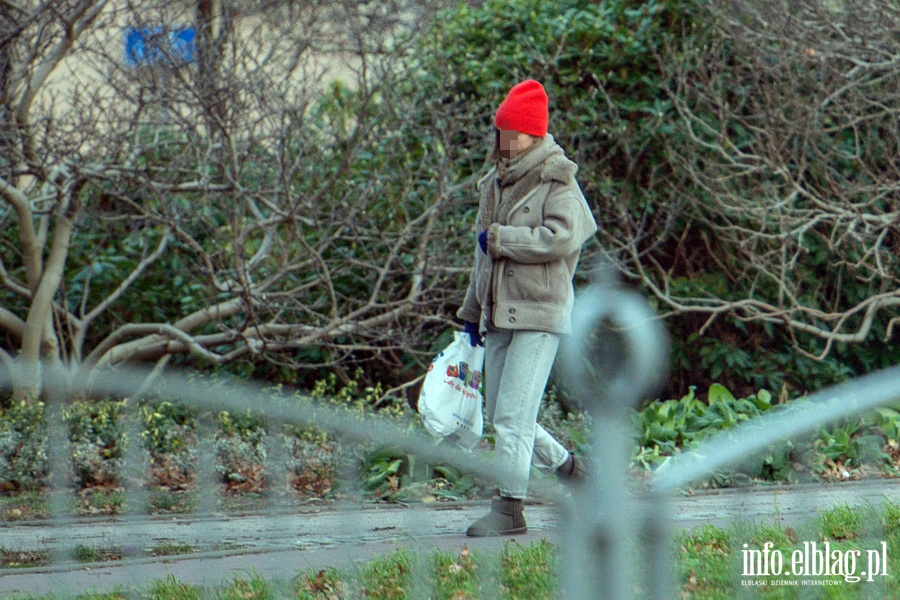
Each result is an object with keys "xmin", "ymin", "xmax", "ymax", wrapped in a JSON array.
[{"xmin": 125, "ymin": 26, "xmax": 196, "ymax": 67}]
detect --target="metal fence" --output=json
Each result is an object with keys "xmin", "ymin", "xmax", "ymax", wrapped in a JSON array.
[
  {"xmin": 558, "ymin": 282, "xmax": 900, "ymax": 599},
  {"xmin": 1, "ymin": 280, "xmax": 899, "ymax": 598}
]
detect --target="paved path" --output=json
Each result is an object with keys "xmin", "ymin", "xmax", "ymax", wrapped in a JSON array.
[{"xmin": 2, "ymin": 479, "xmax": 900, "ymax": 596}]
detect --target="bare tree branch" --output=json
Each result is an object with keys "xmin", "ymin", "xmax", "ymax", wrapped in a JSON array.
[{"xmin": 614, "ymin": 0, "xmax": 900, "ymax": 361}]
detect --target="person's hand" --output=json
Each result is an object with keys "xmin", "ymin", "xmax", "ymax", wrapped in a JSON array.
[
  {"xmin": 478, "ymin": 230, "xmax": 488, "ymax": 254},
  {"xmin": 463, "ymin": 321, "xmax": 483, "ymax": 347}
]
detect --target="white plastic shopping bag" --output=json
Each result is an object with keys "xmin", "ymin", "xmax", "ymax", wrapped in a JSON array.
[{"xmin": 418, "ymin": 332, "xmax": 485, "ymax": 450}]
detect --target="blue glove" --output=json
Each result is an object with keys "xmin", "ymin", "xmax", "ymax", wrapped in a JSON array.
[
  {"xmin": 477, "ymin": 230, "xmax": 488, "ymax": 254},
  {"xmin": 463, "ymin": 321, "xmax": 484, "ymax": 347}
]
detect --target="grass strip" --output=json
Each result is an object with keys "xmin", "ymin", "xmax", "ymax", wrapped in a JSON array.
[{"xmin": 5, "ymin": 504, "xmax": 900, "ymax": 598}]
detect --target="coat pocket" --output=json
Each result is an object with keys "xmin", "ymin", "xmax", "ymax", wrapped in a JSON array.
[
  {"xmin": 505, "ymin": 262, "xmax": 551, "ymax": 303},
  {"xmin": 546, "ymin": 259, "xmax": 569, "ymax": 287}
]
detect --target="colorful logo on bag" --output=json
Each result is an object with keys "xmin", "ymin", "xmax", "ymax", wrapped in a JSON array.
[{"xmin": 446, "ymin": 361, "xmax": 482, "ymax": 390}]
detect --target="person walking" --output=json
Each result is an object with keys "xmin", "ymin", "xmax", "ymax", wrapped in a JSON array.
[{"xmin": 457, "ymin": 79, "xmax": 599, "ymax": 537}]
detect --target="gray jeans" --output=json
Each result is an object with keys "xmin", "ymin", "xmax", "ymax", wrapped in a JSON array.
[{"xmin": 484, "ymin": 327, "xmax": 570, "ymax": 499}]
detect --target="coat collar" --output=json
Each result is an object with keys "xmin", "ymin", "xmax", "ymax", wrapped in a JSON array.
[{"xmin": 495, "ymin": 134, "xmax": 577, "ymax": 187}]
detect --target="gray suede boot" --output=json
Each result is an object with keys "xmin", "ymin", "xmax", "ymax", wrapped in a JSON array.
[
  {"xmin": 466, "ymin": 497, "xmax": 527, "ymax": 537},
  {"xmin": 556, "ymin": 452, "xmax": 591, "ymax": 481}
]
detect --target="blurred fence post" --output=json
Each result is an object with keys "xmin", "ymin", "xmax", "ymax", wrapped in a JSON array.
[{"xmin": 558, "ymin": 278, "xmax": 671, "ymax": 600}]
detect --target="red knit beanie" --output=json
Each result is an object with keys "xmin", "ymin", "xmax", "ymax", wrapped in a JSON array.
[{"xmin": 494, "ymin": 80, "xmax": 549, "ymax": 137}]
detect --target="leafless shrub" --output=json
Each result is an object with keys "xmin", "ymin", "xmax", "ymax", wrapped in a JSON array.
[
  {"xmin": 0, "ymin": 0, "xmax": 464, "ymax": 397},
  {"xmin": 640, "ymin": 0, "xmax": 899, "ymax": 360}
]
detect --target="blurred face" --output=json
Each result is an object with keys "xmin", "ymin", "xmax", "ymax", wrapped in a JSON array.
[{"xmin": 496, "ymin": 129, "xmax": 536, "ymax": 159}]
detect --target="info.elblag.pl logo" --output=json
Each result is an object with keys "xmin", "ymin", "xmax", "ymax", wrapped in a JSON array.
[{"xmin": 742, "ymin": 541, "xmax": 889, "ymax": 585}]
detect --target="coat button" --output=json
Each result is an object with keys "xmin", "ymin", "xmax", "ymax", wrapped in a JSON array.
[
  {"xmin": 509, "ymin": 317, "xmax": 516, "ymax": 323},
  {"xmin": 509, "ymin": 307, "xmax": 516, "ymax": 314},
  {"xmin": 523, "ymin": 207, "xmax": 530, "ymax": 213},
  {"xmin": 508, "ymin": 269, "xmax": 515, "ymax": 277}
]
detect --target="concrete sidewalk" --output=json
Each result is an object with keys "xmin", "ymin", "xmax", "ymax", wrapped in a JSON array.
[{"xmin": 3, "ymin": 479, "xmax": 900, "ymax": 596}]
